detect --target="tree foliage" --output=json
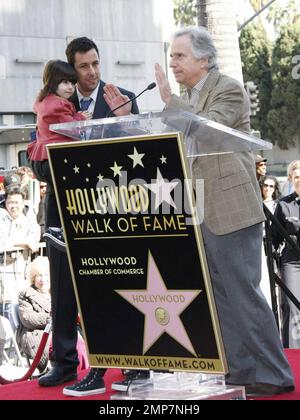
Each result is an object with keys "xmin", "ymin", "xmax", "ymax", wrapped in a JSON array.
[
  {"xmin": 242, "ymin": 0, "xmax": 300, "ymax": 148},
  {"xmin": 239, "ymin": 23, "xmax": 272, "ymax": 138},
  {"xmin": 249, "ymin": 0, "xmax": 300, "ymax": 29},
  {"xmin": 173, "ymin": 0, "xmax": 197, "ymax": 26},
  {"xmin": 267, "ymin": 0, "xmax": 300, "ymax": 32},
  {"xmin": 267, "ymin": 24, "xmax": 300, "ymax": 148}
]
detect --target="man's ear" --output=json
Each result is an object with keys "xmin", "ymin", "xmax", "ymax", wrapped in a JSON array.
[{"xmin": 200, "ymin": 57, "xmax": 209, "ymax": 68}]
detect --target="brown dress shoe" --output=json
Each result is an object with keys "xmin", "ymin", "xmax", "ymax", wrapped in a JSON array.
[{"xmin": 245, "ymin": 383, "xmax": 295, "ymax": 397}]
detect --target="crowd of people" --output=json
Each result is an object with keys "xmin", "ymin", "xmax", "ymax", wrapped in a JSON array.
[
  {"xmin": 256, "ymin": 157, "xmax": 300, "ymax": 350},
  {"xmin": 0, "ymin": 170, "xmax": 48, "ymax": 366},
  {"xmin": 16, "ymin": 256, "xmax": 51, "ymax": 373},
  {"xmin": 0, "ymin": 26, "xmax": 299, "ymax": 399}
]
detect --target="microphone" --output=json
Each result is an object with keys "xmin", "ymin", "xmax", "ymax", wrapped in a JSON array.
[{"xmin": 106, "ymin": 82, "xmax": 156, "ymax": 117}]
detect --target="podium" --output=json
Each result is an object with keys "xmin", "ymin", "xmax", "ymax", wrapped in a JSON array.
[
  {"xmin": 50, "ymin": 109, "xmax": 271, "ymax": 155},
  {"xmin": 47, "ymin": 110, "xmax": 271, "ymax": 400}
]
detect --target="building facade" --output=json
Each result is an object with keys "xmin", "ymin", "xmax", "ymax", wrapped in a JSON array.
[{"xmin": 0, "ymin": 0, "xmax": 176, "ymax": 168}]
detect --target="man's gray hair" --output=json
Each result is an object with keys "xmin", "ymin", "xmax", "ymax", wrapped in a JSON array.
[{"xmin": 173, "ymin": 26, "xmax": 218, "ymax": 70}]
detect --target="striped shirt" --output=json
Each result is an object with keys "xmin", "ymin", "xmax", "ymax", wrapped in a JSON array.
[{"xmin": 187, "ymin": 73, "xmax": 209, "ymax": 107}]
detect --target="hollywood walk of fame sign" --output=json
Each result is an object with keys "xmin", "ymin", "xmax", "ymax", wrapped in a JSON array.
[{"xmin": 47, "ymin": 133, "xmax": 227, "ymax": 373}]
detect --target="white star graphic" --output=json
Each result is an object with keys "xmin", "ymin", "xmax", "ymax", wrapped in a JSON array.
[
  {"xmin": 128, "ymin": 147, "xmax": 145, "ymax": 168},
  {"xmin": 160, "ymin": 155, "xmax": 167, "ymax": 164},
  {"xmin": 64, "ymin": 159, "xmax": 68, "ymax": 164},
  {"xmin": 63, "ymin": 176, "xmax": 66, "ymax": 181},
  {"xmin": 115, "ymin": 252, "xmax": 201, "ymax": 355},
  {"xmin": 110, "ymin": 161, "xmax": 123, "ymax": 178},
  {"xmin": 97, "ymin": 174, "xmax": 104, "ymax": 182},
  {"xmin": 85, "ymin": 178, "xmax": 90, "ymax": 183},
  {"xmin": 87, "ymin": 163, "xmax": 91, "ymax": 168},
  {"xmin": 144, "ymin": 168, "xmax": 178, "ymax": 210},
  {"xmin": 73, "ymin": 165, "xmax": 80, "ymax": 174}
]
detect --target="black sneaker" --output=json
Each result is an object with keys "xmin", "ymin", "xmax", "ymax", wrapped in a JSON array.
[
  {"xmin": 63, "ymin": 368, "xmax": 106, "ymax": 397},
  {"xmin": 111, "ymin": 370, "xmax": 150, "ymax": 392}
]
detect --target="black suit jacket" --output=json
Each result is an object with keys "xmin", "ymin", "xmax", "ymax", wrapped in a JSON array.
[
  {"xmin": 70, "ymin": 80, "xmax": 139, "ymax": 118},
  {"xmin": 272, "ymin": 192, "xmax": 300, "ymax": 262}
]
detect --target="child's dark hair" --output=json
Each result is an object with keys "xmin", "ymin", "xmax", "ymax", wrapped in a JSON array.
[{"xmin": 37, "ymin": 60, "xmax": 78, "ymax": 102}]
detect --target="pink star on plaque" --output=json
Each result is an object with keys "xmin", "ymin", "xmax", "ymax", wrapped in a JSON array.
[{"xmin": 115, "ymin": 251, "xmax": 201, "ymax": 355}]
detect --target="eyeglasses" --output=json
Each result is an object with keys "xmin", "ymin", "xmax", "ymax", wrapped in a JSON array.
[{"xmin": 263, "ymin": 183, "xmax": 275, "ymax": 189}]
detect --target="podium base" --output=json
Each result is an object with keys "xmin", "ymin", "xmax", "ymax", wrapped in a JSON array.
[{"xmin": 110, "ymin": 372, "xmax": 245, "ymax": 400}]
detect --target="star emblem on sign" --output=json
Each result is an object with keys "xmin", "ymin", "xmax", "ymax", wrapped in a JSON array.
[
  {"xmin": 144, "ymin": 168, "xmax": 178, "ymax": 210},
  {"xmin": 115, "ymin": 252, "xmax": 201, "ymax": 356},
  {"xmin": 128, "ymin": 147, "xmax": 145, "ymax": 168},
  {"xmin": 110, "ymin": 161, "xmax": 123, "ymax": 178}
]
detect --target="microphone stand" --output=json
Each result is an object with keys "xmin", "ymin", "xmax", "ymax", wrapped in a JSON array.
[{"xmin": 106, "ymin": 83, "xmax": 156, "ymax": 117}]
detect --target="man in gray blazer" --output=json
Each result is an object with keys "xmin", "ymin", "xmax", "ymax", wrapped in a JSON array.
[{"xmin": 155, "ymin": 26, "xmax": 294, "ymax": 397}]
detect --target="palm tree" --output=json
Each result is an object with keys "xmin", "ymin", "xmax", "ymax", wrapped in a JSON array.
[{"xmin": 196, "ymin": 0, "xmax": 244, "ymax": 82}]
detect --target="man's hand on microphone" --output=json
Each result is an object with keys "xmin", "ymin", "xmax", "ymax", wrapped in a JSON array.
[
  {"xmin": 104, "ymin": 84, "xmax": 132, "ymax": 116},
  {"xmin": 155, "ymin": 63, "xmax": 172, "ymax": 106}
]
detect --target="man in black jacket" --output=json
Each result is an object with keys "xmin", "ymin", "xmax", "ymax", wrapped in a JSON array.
[
  {"xmin": 67, "ymin": 36, "xmax": 139, "ymax": 119},
  {"xmin": 39, "ymin": 37, "xmax": 139, "ymax": 391}
]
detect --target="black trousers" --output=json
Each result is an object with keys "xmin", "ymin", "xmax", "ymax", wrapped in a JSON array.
[{"xmin": 31, "ymin": 160, "xmax": 78, "ymax": 369}]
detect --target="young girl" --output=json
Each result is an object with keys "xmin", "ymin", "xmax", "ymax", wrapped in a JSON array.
[{"xmin": 28, "ymin": 59, "xmax": 91, "ymax": 228}]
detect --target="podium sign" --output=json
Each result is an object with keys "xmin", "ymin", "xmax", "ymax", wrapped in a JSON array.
[{"xmin": 48, "ymin": 132, "xmax": 227, "ymax": 373}]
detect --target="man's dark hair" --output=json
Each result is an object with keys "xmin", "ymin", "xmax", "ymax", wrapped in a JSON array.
[
  {"xmin": 37, "ymin": 60, "xmax": 78, "ymax": 101},
  {"xmin": 66, "ymin": 37, "xmax": 100, "ymax": 66},
  {"xmin": 5, "ymin": 184, "xmax": 26, "ymax": 200}
]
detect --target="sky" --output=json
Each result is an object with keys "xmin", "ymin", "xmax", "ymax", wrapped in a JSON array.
[
  {"xmin": 234, "ymin": 0, "xmax": 294, "ymax": 39},
  {"xmin": 235, "ymin": 0, "xmax": 291, "ymax": 21}
]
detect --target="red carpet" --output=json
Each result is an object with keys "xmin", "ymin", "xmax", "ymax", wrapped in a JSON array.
[
  {"xmin": 251, "ymin": 349, "xmax": 300, "ymax": 401},
  {"xmin": 0, "ymin": 367, "xmax": 122, "ymax": 400},
  {"xmin": 0, "ymin": 350, "xmax": 299, "ymax": 400}
]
